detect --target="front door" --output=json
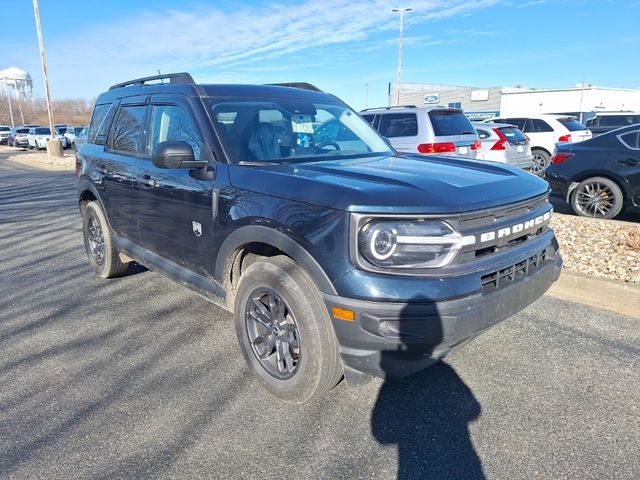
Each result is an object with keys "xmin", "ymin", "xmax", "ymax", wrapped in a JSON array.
[{"xmin": 132, "ymin": 97, "xmax": 216, "ymax": 276}]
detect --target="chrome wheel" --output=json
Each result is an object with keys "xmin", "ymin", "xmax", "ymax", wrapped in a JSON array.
[
  {"xmin": 573, "ymin": 180, "xmax": 619, "ymax": 218},
  {"xmin": 245, "ymin": 289, "xmax": 301, "ymax": 380},
  {"xmin": 87, "ymin": 215, "xmax": 105, "ymax": 264}
]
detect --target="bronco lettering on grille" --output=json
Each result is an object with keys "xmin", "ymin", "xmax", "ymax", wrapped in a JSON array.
[{"xmin": 478, "ymin": 210, "xmax": 552, "ymax": 244}]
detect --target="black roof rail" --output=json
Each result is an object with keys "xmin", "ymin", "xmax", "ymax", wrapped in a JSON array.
[
  {"xmin": 360, "ymin": 105, "xmax": 417, "ymax": 112},
  {"xmin": 267, "ymin": 82, "xmax": 323, "ymax": 92},
  {"xmin": 109, "ymin": 72, "xmax": 195, "ymax": 91}
]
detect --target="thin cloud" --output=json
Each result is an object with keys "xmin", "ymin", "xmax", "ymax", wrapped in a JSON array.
[{"xmin": 47, "ymin": 0, "xmax": 505, "ymax": 96}]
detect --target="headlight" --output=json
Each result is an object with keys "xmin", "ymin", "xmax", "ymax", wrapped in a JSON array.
[{"xmin": 357, "ymin": 219, "xmax": 473, "ymax": 269}]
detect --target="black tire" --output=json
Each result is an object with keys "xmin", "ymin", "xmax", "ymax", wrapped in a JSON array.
[
  {"xmin": 82, "ymin": 201, "xmax": 129, "ymax": 278},
  {"xmin": 570, "ymin": 176, "xmax": 624, "ymax": 219},
  {"xmin": 531, "ymin": 149, "xmax": 550, "ymax": 175},
  {"xmin": 234, "ymin": 255, "xmax": 342, "ymax": 403}
]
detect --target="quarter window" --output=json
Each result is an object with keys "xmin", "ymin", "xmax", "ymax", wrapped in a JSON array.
[
  {"xmin": 148, "ymin": 105, "xmax": 202, "ymax": 160},
  {"xmin": 109, "ymin": 105, "xmax": 146, "ymax": 153},
  {"xmin": 88, "ymin": 103, "xmax": 116, "ymax": 145},
  {"xmin": 378, "ymin": 113, "xmax": 418, "ymax": 137},
  {"xmin": 619, "ymin": 131, "xmax": 640, "ymax": 150}
]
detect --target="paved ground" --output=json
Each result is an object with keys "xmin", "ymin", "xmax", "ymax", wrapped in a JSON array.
[{"xmin": 1, "ymin": 153, "xmax": 639, "ymax": 480}]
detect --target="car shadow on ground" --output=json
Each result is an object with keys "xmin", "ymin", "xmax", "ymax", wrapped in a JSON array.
[{"xmin": 370, "ymin": 301, "xmax": 485, "ymax": 480}]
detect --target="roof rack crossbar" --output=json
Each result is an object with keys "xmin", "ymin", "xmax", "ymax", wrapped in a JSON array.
[
  {"xmin": 109, "ymin": 72, "xmax": 195, "ymax": 91},
  {"xmin": 360, "ymin": 105, "xmax": 417, "ymax": 112},
  {"xmin": 266, "ymin": 82, "xmax": 323, "ymax": 92}
]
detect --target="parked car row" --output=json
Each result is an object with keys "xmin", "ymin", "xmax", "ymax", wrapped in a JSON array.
[{"xmin": 2, "ymin": 124, "xmax": 87, "ymax": 150}]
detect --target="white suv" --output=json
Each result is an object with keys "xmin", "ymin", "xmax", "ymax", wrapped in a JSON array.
[
  {"xmin": 485, "ymin": 114, "xmax": 591, "ymax": 174},
  {"xmin": 361, "ymin": 106, "xmax": 480, "ymax": 159}
]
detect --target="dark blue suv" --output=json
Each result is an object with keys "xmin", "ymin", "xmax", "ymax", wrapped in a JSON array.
[{"xmin": 77, "ymin": 73, "xmax": 562, "ymax": 403}]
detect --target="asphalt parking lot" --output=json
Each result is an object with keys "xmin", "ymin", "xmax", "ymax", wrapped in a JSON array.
[{"xmin": 0, "ymin": 153, "xmax": 639, "ymax": 480}]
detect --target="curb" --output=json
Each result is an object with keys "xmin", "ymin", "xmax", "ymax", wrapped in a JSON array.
[{"xmin": 546, "ymin": 271, "xmax": 640, "ymax": 319}]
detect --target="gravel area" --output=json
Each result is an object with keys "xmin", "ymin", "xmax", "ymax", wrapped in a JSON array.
[
  {"xmin": 551, "ymin": 212, "xmax": 640, "ymax": 284},
  {"xmin": 7, "ymin": 151, "xmax": 75, "ymax": 171}
]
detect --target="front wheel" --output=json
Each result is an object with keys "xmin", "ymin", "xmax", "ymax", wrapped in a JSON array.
[
  {"xmin": 234, "ymin": 256, "xmax": 342, "ymax": 403},
  {"xmin": 571, "ymin": 176, "xmax": 624, "ymax": 219},
  {"xmin": 82, "ymin": 201, "xmax": 130, "ymax": 278}
]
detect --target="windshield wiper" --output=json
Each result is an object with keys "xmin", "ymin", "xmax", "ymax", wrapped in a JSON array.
[
  {"xmin": 238, "ymin": 160, "xmax": 284, "ymax": 166},
  {"xmin": 460, "ymin": 130, "xmax": 475, "ymax": 135}
]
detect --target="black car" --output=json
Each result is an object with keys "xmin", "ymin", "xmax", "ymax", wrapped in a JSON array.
[
  {"xmin": 77, "ymin": 72, "xmax": 562, "ymax": 403},
  {"xmin": 546, "ymin": 124, "xmax": 640, "ymax": 219}
]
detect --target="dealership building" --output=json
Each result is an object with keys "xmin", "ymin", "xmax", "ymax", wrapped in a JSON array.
[{"xmin": 391, "ymin": 82, "xmax": 640, "ymax": 123}]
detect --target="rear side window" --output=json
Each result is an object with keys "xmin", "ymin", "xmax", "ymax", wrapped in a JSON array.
[
  {"xmin": 504, "ymin": 118, "xmax": 527, "ymax": 131},
  {"xmin": 530, "ymin": 119, "xmax": 553, "ymax": 133},
  {"xmin": 361, "ymin": 114, "xmax": 375, "ymax": 125},
  {"xmin": 428, "ymin": 110, "xmax": 475, "ymax": 136},
  {"xmin": 557, "ymin": 118, "xmax": 587, "ymax": 131},
  {"xmin": 109, "ymin": 105, "xmax": 146, "ymax": 153},
  {"xmin": 499, "ymin": 127, "xmax": 527, "ymax": 143},
  {"xmin": 378, "ymin": 113, "xmax": 418, "ymax": 137},
  {"xmin": 619, "ymin": 131, "xmax": 639, "ymax": 150},
  {"xmin": 88, "ymin": 103, "xmax": 117, "ymax": 145}
]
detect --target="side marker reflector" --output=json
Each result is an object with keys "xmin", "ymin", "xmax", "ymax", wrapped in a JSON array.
[{"xmin": 332, "ymin": 307, "xmax": 355, "ymax": 322}]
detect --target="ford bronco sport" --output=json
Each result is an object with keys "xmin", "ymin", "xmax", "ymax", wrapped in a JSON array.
[{"xmin": 77, "ymin": 73, "xmax": 562, "ymax": 403}]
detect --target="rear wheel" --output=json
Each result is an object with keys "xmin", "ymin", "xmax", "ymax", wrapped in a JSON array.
[
  {"xmin": 571, "ymin": 176, "xmax": 624, "ymax": 219},
  {"xmin": 82, "ymin": 201, "xmax": 130, "ymax": 278},
  {"xmin": 531, "ymin": 149, "xmax": 550, "ymax": 175},
  {"xmin": 234, "ymin": 256, "xmax": 342, "ymax": 403}
]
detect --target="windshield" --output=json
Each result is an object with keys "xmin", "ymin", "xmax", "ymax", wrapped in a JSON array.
[
  {"xmin": 208, "ymin": 98, "xmax": 392, "ymax": 163},
  {"xmin": 35, "ymin": 128, "xmax": 51, "ymax": 135}
]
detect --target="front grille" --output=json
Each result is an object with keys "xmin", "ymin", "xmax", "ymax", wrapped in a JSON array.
[{"xmin": 481, "ymin": 249, "xmax": 547, "ymax": 292}]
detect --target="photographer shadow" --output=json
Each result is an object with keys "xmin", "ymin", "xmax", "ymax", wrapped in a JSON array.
[{"xmin": 370, "ymin": 300, "xmax": 485, "ymax": 480}]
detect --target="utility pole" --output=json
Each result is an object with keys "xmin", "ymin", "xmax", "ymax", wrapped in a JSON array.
[
  {"xmin": 365, "ymin": 83, "xmax": 370, "ymax": 108},
  {"xmin": 392, "ymin": 7, "xmax": 412, "ymax": 106},
  {"xmin": 33, "ymin": 0, "xmax": 62, "ymax": 157}
]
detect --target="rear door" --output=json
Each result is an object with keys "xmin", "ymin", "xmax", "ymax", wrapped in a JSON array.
[
  {"xmin": 132, "ymin": 94, "xmax": 216, "ymax": 276},
  {"xmin": 99, "ymin": 98, "xmax": 145, "ymax": 239}
]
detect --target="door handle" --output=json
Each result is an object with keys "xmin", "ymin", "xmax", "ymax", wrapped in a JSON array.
[
  {"xmin": 618, "ymin": 158, "xmax": 640, "ymax": 166},
  {"xmin": 139, "ymin": 174, "xmax": 157, "ymax": 187}
]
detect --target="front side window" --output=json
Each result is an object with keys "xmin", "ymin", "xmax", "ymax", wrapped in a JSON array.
[
  {"xmin": 109, "ymin": 105, "xmax": 146, "ymax": 153},
  {"xmin": 209, "ymin": 98, "xmax": 391, "ymax": 163},
  {"xmin": 148, "ymin": 105, "xmax": 202, "ymax": 160}
]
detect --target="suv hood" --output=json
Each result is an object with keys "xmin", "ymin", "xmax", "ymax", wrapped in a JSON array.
[{"xmin": 228, "ymin": 154, "xmax": 549, "ymax": 214}]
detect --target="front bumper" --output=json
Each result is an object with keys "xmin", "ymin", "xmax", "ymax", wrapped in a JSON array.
[{"xmin": 324, "ymin": 247, "xmax": 562, "ymax": 378}]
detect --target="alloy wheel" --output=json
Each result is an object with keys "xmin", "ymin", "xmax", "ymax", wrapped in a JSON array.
[
  {"xmin": 87, "ymin": 216, "xmax": 105, "ymax": 264},
  {"xmin": 574, "ymin": 181, "xmax": 617, "ymax": 217},
  {"xmin": 245, "ymin": 289, "xmax": 301, "ymax": 380}
]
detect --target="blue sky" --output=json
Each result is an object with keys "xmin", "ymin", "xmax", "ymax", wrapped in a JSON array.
[{"xmin": 2, "ymin": 0, "xmax": 640, "ymax": 110}]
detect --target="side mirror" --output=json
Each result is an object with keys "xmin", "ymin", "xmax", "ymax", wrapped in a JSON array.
[{"xmin": 151, "ymin": 141, "xmax": 208, "ymax": 169}]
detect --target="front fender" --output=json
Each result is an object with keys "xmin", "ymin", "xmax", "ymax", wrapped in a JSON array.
[{"xmin": 215, "ymin": 225, "xmax": 338, "ymax": 295}]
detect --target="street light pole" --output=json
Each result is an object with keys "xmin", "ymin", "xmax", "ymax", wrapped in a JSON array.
[
  {"xmin": 392, "ymin": 7, "xmax": 412, "ymax": 106},
  {"xmin": 32, "ymin": 0, "xmax": 62, "ymax": 157}
]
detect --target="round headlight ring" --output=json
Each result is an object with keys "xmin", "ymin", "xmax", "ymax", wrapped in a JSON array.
[{"xmin": 369, "ymin": 227, "xmax": 397, "ymax": 260}]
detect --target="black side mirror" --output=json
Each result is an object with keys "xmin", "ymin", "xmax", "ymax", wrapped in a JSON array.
[{"xmin": 151, "ymin": 141, "xmax": 207, "ymax": 169}]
